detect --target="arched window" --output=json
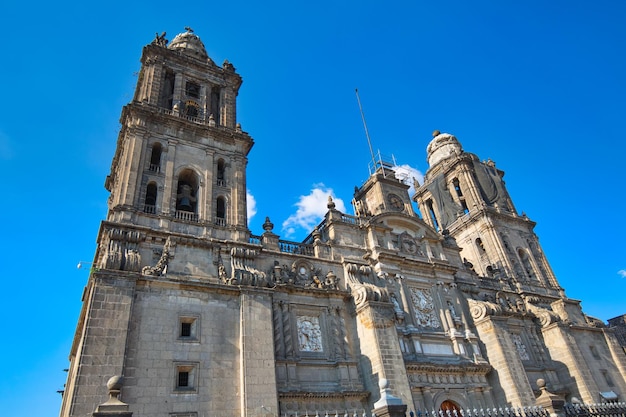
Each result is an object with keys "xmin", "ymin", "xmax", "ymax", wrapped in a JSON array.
[
  {"xmin": 452, "ymin": 178, "xmax": 469, "ymax": 214},
  {"xmin": 144, "ymin": 182, "xmax": 157, "ymax": 214},
  {"xmin": 149, "ymin": 143, "xmax": 162, "ymax": 172},
  {"xmin": 452, "ymin": 178, "xmax": 463, "ymax": 197},
  {"xmin": 216, "ymin": 196, "xmax": 226, "ymax": 226},
  {"xmin": 426, "ymin": 199, "xmax": 439, "ymax": 231},
  {"xmin": 518, "ymin": 248, "xmax": 535, "ymax": 279},
  {"xmin": 217, "ymin": 159, "xmax": 226, "ymax": 186},
  {"xmin": 440, "ymin": 400, "xmax": 461, "ymax": 413},
  {"xmin": 176, "ymin": 169, "xmax": 198, "ymax": 214},
  {"xmin": 185, "ymin": 101, "xmax": 199, "ymax": 118},
  {"xmin": 476, "ymin": 238, "xmax": 486, "ymax": 253}
]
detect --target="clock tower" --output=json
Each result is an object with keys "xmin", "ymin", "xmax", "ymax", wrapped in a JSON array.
[{"xmin": 352, "ymin": 159, "xmax": 416, "ymax": 218}]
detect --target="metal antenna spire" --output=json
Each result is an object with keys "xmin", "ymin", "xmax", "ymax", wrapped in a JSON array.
[{"xmin": 355, "ymin": 89, "xmax": 378, "ymax": 172}]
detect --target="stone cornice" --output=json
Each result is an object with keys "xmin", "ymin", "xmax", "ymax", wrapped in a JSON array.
[
  {"xmin": 122, "ymin": 102, "xmax": 254, "ymax": 153},
  {"xmin": 141, "ymin": 43, "xmax": 242, "ymax": 88},
  {"xmin": 406, "ymin": 362, "xmax": 492, "ymax": 375},
  {"xmin": 279, "ymin": 391, "xmax": 369, "ymax": 400}
]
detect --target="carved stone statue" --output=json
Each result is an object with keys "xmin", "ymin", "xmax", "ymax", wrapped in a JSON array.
[
  {"xmin": 297, "ymin": 316, "xmax": 323, "ymax": 352},
  {"xmin": 152, "ymin": 31, "xmax": 168, "ymax": 47}
]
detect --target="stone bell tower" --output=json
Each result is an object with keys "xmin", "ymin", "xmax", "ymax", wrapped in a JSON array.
[
  {"xmin": 103, "ymin": 28, "xmax": 253, "ymax": 249},
  {"xmin": 413, "ymin": 131, "xmax": 561, "ymax": 294},
  {"xmin": 60, "ymin": 29, "xmax": 258, "ymax": 417},
  {"xmin": 413, "ymin": 131, "xmax": 626, "ymax": 406}
]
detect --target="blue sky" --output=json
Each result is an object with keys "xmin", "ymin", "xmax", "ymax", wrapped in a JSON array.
[{"xmin": 1, "ymin": 1, "xmax": 625, "ymax": 415}]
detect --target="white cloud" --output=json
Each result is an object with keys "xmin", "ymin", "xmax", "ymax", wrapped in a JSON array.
[
  {"xmin": 282, "ymin": 184, "xmax": 346, "ymax": 238},
  {"xmin": 392, "ymin": 164, "xmax": 424, "ymax": 195},
  {"xmin": 247, "ymin": 190, "xmax": 257, "ymax": 221},
  {"xmin": 618, "ymin": 270, "xmax": 626, "ymax": 278}
]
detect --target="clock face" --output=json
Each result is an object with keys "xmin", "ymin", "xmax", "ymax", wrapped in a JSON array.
[{"xmin": 387, "ymin": 193, "xmax": 404, "ymax": 211}]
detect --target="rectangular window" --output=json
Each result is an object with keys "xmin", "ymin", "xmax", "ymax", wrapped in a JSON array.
[
  {"xmin": 181, "ymin": 322, "xmax": 192, "ymax": 337},
  {"xmin": 178, "ymin": 316, "xmax": 199, "ymax": 341},
  {"xmin": 174, "ymin": 363, "xmax": 198, "ymax": 392},
  {"xmin": 178, "ymin": 371, "xmax": 189, "ymax": 387}
]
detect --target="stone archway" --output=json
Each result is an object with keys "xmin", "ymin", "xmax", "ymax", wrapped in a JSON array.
[{"xmin": 440, "ymin": 400, "xmax": 461, "ymax": 413}]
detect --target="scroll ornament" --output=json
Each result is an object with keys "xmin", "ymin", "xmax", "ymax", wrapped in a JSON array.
[
  {"xmin": 468, "ymin": 298, "xmax": 503, "ymax": 320},
  {"xmin": 345, "ymin": 263, "xmax": 389, "ymax": 308}
]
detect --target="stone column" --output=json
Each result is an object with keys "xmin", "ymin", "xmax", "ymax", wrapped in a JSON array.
[
  {"xmin": 282, "ymin": 302, "xmax": 294, "ymax": 359},
  {"xmin": 203, "ymin": 148, "xmax": 215, "ymax": 222},
  {"xmin": 331, "ymin": 306, "xmax": 344, "ymax": 360},
  {"xmin": 161, "ymin": 139, "xmax": 177, "ymax": 215},
  {"xmin": 172, "ymin": 72, "xmax": 183, "ymax": 109},
  {"xmin": 273, "ymin": 301, "xmax": 285, "ymax": 359}
]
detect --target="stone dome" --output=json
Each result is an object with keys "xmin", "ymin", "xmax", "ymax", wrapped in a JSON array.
[
  {"xmin": 426, "ymin": 130, "xmax": 463, "ymax": 167},
  {"xmin": 168, "ymin": 30, "xmax": 209, "ymax": 60}
]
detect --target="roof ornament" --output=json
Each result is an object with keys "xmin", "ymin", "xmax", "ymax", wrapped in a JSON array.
[
  {"xmin": 152, "ymin": 31, "xmax": 168, "ymax": 47},
  {"xmin": 184, "ymin": 26, "xmax": 194, "ymax": 33}
]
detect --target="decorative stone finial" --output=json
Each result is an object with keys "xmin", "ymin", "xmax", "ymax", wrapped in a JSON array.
[
  {"xmin": 263, "ymin": 217, "xmax": 274, "ymax": 232},
  {"xmin": 107, "ymin": 375, "xmax": 124, "ymax": 392},
  {"xmin": 373, "ymin": 378, "xmax": 404, "ymax": 408},
  {"xmin": 535, "ymin": 378, "xmax": 565, "ymax": 414},
  {"xmin": 236, "ymin": 123, "xmax": 242, "ymax": 132},
  {"xmin": 432, "ymin": 130, "xmax": 440, "ymax": 137},
  {"xmin": 208, "ymin": 113, "xmax": 216, "ymax": 127},
  {"xmin": 327, "ymin": 196, "xmax": 336, "ymax": 210},
  {"xmin": 312, "ymin": 226, "xmax": 321, "ymax": 241},
  {"xmin": 92, "ymin": 375, "xmax": 132, "ymax": 416}
]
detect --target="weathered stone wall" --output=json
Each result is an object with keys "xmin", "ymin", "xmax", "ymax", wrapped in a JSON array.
[
  {"xmin": 62, "ymin": 275, "xmax": 136, "ymax": 417},
  {"xmin": 121, "ymin": 282, "xmax": 242, "ymax": 417}
]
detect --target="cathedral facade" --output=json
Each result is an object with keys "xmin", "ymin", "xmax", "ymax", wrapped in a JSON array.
[{"xmin": 60, "ymin": 30, "xmax": 626, "ymax": 417}]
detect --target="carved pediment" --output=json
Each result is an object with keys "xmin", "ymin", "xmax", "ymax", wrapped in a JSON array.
[{"xmin": 271, "ymin": 260, "xmax": 339, "ymax": 290}]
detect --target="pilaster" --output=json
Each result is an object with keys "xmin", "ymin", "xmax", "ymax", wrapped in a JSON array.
[
  {"xmin": 355, "ymin": 301, "xmax": 412, "ymax": 408},
  {"xmin": 540, "ymin": 323, "xmax": 599, "ymax": 403},
  {"xmin": 472, "ymin": 316, "xmax": 535, "ymax": 406},
  {"xmin": 239, "ymin": 291, "xmax": 279, "ymax": 417}
]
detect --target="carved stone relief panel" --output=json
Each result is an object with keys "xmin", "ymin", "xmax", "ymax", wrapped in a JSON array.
[
  {"xmin": 511, "ymin": 333, "xmax": 530, "ymax": 361},
  {"xmin": 399, "ymin": 232, "xmax": 423, "ymax": 256},
  {"xmin": 409, "ymin": 288, "xmax": 441, "ymax": 328},
  {"xmin": 296, "ymin": 316, "xmax": 323, "ymax": 352}
]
